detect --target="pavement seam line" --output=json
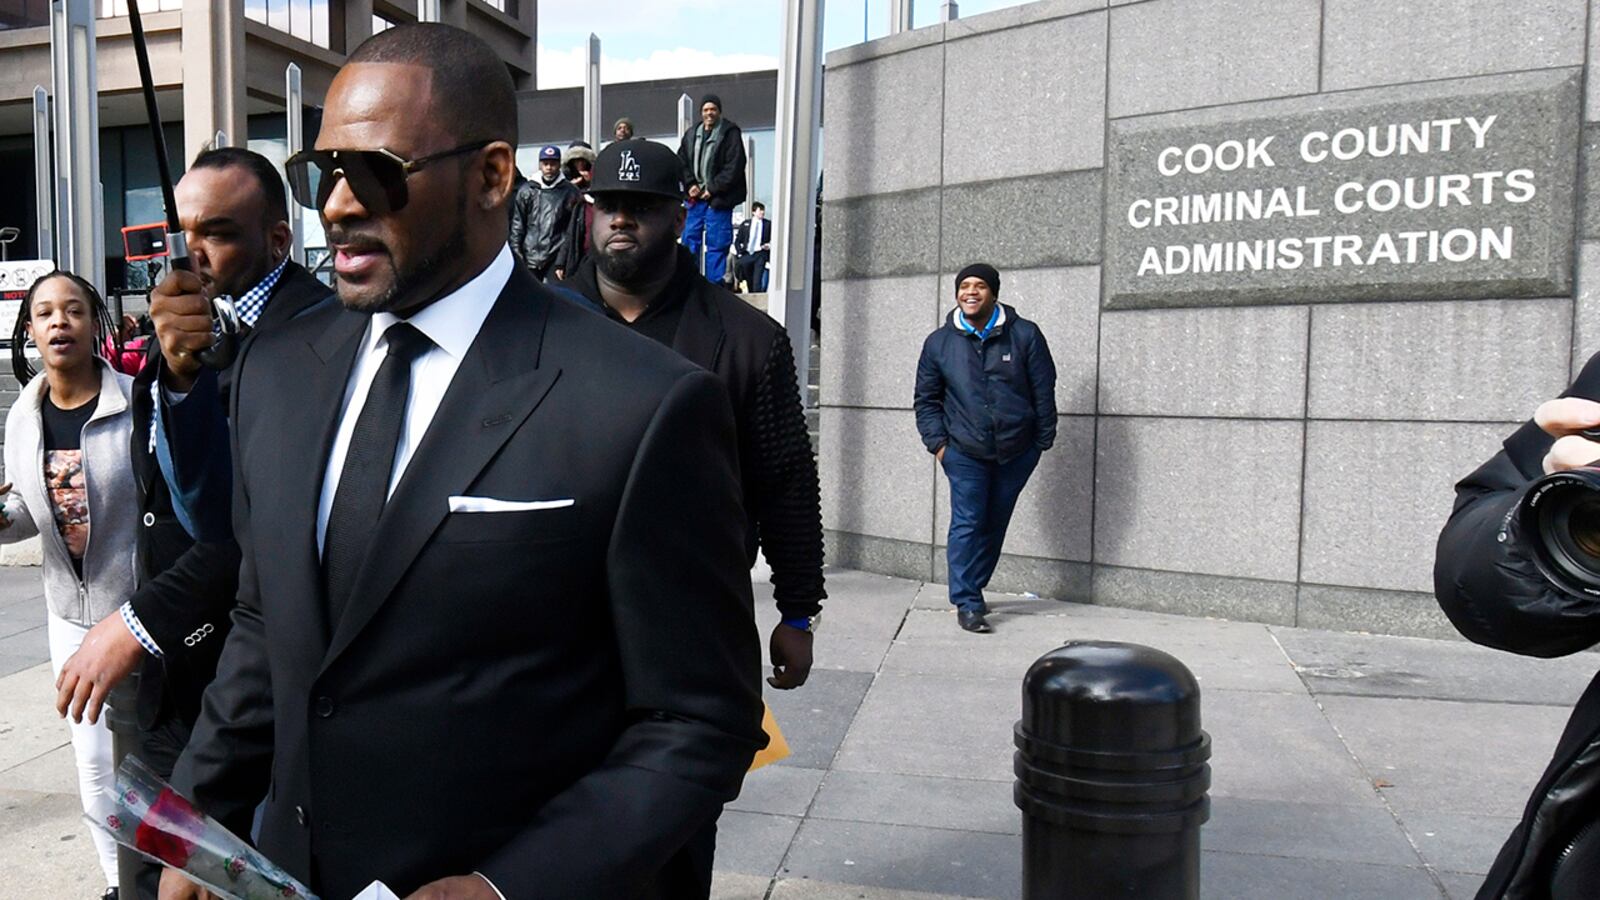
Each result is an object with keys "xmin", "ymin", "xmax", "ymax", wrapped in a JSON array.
[
  {"xmin": 0, "ymin": 740, "xmax": 74, "ymax": 778},
  {"xmin": 765, "ymin": 583, "xmax": 920, "ymax": 890},
  {"xmin": 1267, "ymin": 627, "xmax": 1452, "ymax": 897}
]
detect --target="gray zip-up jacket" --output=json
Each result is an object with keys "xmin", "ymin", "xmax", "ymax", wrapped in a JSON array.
[{"xmin": 0, "ymin": 359, "xmax": 138, "ymax": 626}]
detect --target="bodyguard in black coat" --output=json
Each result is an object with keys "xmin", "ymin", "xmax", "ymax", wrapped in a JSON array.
[
  {"xmin": 563, "ymin": 140, "xmax": 826, "ymax": 681},
  {"xmin": 161, "ymin": 26, "xmax": 764, "ymax": 900},
  {"xmin": 561, "ymin": 134, "xmax": 823, "ymax": 900},
  {"xmin": 1436, "ymin": 351, "xmax": 1600, "ymax": 897}
]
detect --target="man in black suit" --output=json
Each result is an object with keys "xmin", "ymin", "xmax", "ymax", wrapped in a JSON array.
[
  {"xmin": 51, "ymin": 147, "xmax": 333, "ymax": 900},
  {"xmin": 158, "ymin": 24, "xmax": 764, "ymax": 900},
  {"xmin": 732, "ymin": 201, "xmax": 771, "ymax": 292}
]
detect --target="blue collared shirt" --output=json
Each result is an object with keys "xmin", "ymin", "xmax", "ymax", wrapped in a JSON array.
[{"xmin": 953, "ymin": 303, "xmax": 1004, "ymax": 341}]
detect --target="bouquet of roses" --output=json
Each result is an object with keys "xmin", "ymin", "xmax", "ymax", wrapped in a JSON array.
[{"xmin": 90, "ymin": 755, "xmax": 319, "ymax": 900}]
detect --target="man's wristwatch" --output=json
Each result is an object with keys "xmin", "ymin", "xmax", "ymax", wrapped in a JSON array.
[{"xmin": 780, "ymin": 612, "xmax": 821, "ymax": 634}]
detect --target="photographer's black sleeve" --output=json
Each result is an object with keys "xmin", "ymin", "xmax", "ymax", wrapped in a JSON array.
[{"xmin": 1435, "ymin": 353, "xmax": 1600, "ymax": 657}]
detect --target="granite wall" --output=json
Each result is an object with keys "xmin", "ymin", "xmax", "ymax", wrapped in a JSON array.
[{"xmin": 818, "ymin": 0, "xmax": 1598, "ymax": 638}]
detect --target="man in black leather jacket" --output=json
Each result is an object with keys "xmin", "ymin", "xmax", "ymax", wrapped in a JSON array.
[
  {"xmin": 509, "ymin": 144, "xmax": 579, "ymax": 280},
  {"xmin": 1436, "ymin": 353, "xmax": 1600, "ymax": 898}
]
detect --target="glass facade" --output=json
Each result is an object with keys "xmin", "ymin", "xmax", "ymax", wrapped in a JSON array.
[
  {"xmin": 97, "ymin": 0, "xmax": 183, "ymax": 17},
  {"xmin": 247, "ymin": 111, "xmax": 329, "ymax": 269},
  {"xmin": 0, "ymin": 0, "xmax": 179, "ymax": 30},
  {"xmin": 245, "ymin": 0, "xmax": 330, "ymax": 48},
  {"xmin": 0, "ymin": 0, "xmax": 51, "ymax": 30}
]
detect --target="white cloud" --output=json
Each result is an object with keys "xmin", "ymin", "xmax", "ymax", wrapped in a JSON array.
[{"xmin": 537, "ymin": 45, "xmax": 779, "ymax": 88}]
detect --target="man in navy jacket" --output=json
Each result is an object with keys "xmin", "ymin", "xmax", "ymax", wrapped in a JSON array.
[{"xmin": 914, "ymin": 263, "xmax": 1057, "ymax": 632}]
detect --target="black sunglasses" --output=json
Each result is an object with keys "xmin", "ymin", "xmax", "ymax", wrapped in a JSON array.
[{"xmin": 284, "ymin": 141, "xmax": 492, "ymax": 215}]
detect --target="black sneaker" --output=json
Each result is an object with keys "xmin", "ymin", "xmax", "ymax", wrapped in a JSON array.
[
  {"xmin": 100, "ymin": 889, "xmax": 118, "ymax": 900},
  {"xmin": 957, "ymin": 609, "xmax": 992, "ymax": 633}
]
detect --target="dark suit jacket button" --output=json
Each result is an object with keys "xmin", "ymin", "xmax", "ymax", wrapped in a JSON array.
[
  {"xmin": 314, "ymin": 696, "xmax": 335, "ymax": 718},
  {"xmin": 295, "ymin": 805, "xmax": 307, "ymax": 826}
]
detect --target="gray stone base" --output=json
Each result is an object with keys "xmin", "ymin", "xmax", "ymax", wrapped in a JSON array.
[
  {"xmin": 928, "ymin": 551, "xmax": 1093, "ymax": 603},
  {"xmin": 1093, "ymin": 564, "xmax": 1298, "ymax": 625},
  {"xmin": 1296, "ymin": 584, "xmax": 1460, "ymax": 641},
  {"xmin": 828, "ymin": 530, "xmax": 1461, "ymax": 639},
  {"xmin": 825, "ymin": 530, "xmax": 935, "ymax": 581}
]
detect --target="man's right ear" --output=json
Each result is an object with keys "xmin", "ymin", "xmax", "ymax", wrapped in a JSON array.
[{"xmin": 480, "ymin": 142, "xmax": 518, "ymax": 210}]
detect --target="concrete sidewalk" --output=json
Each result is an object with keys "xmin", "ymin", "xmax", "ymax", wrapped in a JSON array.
[{"xmin": 2, "ymin": 565, "xmax": 1596, "ymax": 898}]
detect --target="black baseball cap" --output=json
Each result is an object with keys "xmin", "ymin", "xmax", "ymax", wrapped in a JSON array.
[{"xmin": 589, "ymin": 139, "xmax": 684, "ymax": 201}]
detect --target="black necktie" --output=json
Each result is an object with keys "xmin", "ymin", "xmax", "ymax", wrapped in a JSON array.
[{"xmin": 323, "ymin": 321, "xmax": 433, "ymax": 628}]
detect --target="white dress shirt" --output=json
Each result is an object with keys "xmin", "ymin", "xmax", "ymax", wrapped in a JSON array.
[{"xmin": 315, "ymin": 244, "xmax": 514, "ymax": 556}]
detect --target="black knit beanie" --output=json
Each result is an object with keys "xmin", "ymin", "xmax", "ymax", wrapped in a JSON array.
[
  {"xmin": 955, "ymin": 263, "xmax": 1000, "ymax": 296},
  {"xmin": 701, "ymin": 94, "xmax": 723, "ymax": 110}
]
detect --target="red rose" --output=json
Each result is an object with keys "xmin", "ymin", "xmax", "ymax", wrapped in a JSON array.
[{"xmin": 134, "ymin": 789, "xmax": 200, "ymax": 868}]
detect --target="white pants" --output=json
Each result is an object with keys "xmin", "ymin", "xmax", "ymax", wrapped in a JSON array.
[{"xmin": 46, "ymin": 612, "xmax": 120, "ymax": 887}]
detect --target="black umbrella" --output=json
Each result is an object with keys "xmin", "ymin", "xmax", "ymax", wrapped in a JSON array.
[{"xmin": 125, "ymin": 0, "xmax": 240, "ymax": 368}]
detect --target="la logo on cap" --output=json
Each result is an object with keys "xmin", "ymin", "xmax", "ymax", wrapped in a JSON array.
[{"xmin": 618, "ymin": 150, "xmax": 641, "ymax": 182}]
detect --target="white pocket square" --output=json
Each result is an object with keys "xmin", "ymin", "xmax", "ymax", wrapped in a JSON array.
[{"xmin": 447, "ymin": 496, "xmax": 575, "ymax": 513}]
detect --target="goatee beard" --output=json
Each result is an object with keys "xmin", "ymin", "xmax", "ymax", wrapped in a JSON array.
[{"xmin": 595, "ymin": 236, "xmax": 676, "ymax": 285}]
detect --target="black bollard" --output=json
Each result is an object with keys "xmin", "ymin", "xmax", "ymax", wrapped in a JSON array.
[
  {"xmin": 105, "ymin": 674, "xmax": 142, "ymax": 899},
  {"xmin": 1014, "ymin": 641, "xmax": 1210, "ymax": 899}
]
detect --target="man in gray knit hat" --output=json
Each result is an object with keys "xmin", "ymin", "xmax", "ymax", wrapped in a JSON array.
[{"xmin": 675, "ymin": 94, "xmax": 746, "ymax": 284}]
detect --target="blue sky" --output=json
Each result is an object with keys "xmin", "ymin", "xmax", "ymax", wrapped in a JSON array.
[{"xmin": 535, "ymin": 0, "xmax": 1027, "ymax": 87}]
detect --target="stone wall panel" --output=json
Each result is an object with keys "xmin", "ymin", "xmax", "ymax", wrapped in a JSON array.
[
  {"xmin": 943, "ymin": 12, "xmax": 1106, "ymax": 183},
  {"xmin": 1107, "ymin": 0, "xmax": 1320, "ymax": 118},
  {"xmin": 1322, "ymin": 0, "xmax": 1586, "ymax": 92},
  {"xmin": 1098, "ymin": 305, "xmax": 1309, "ymax": 418},
  {"xmin": 1308, "ymin": 299, "xmax": 1571, "ymax": 422},
  {"xmin": 1094, "ymin": 417, "xmax": 1304, "ymax": 581}
]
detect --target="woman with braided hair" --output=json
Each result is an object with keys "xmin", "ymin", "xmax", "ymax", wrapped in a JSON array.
[{"xmin": 2, "ymin": 270, "xmax": 137, "ymax": 899}]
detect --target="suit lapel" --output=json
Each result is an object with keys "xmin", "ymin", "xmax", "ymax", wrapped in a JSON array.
[
  {"xmin": 272, "ymin": 307, "xmax": 367, "ymax": 656},
  {"xmin": 320, "ymin": 271, "xmax": 561, "ymax": 671},
  {"xmin": 254, "ymin": 264, "xmax": 333, "ymax": 334}
]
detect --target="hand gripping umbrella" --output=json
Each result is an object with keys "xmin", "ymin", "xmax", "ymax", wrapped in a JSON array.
[{"xmin": 125, "ymin": 0, "xmax": 241, "ymax": 369}]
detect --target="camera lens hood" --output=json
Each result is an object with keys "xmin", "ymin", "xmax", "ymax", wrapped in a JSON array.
[{"xmin": 1521, "ymin": 466, "xmax": 1600, "ymax": 598}]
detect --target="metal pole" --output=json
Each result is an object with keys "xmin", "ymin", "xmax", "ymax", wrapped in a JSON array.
[
  {"xmin": 678, "ymin": 92, "xmax": 703, "ymax": 276},
  {"xmin": 769, "ymin": 0, "xmax": 822, "ymax": 393},
  {"xmin": 32, "ymin": 87, "xmax": 52, "ymax": 261},
  {"xmin": 941, "ymin": 0, "xmax": 958, "ymax": 21},
  {"xmin": 417, "ymin": 0, "xmax": 439, "ymax": 22},
  {"xmin": 51, "ymin": 0, "xmax": 102, "ymax": 288},
  {"xmin": 744, "ymin": 135, "xmax": 756, "ymax": 220},
  {"xmin": 583, "ymin": 34, "xmax": 601, "ymax": 148},
  {"xmin": 889, "ymin": 0, "xmax": 913, "ymax": 35},
  {"xmin": 106, "ymin": 678, "xmax": 142, "ymax": 900},
  {"xmin": 213, "ymin": 129, "xmax": 228, "ymax": 149},
  {"xmin": 677, "ymin": 93, "xmax": 694, "ymax": 145},
  {"xmin": 285, "ymin": 63, "xmax": 304, "ymax": 265}
]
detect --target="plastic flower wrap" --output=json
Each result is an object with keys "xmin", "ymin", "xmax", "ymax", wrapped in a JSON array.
[{"xmin": 91, "ymin": 755, "xmax": 319, "ymax": 900}]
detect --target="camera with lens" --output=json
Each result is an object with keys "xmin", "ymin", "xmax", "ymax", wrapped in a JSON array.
[{"xmin": 1522, "ymin": 427, "xmax": 1600, "ymax": 597}]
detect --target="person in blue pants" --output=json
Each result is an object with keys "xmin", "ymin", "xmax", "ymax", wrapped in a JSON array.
[
  {"xmin": 676, "ymin": 94, "xmax": 747, "ymax": 284},
  {"xmin": 914, "ymin": 263, "xmax": 1058, "ymax": 633}
]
